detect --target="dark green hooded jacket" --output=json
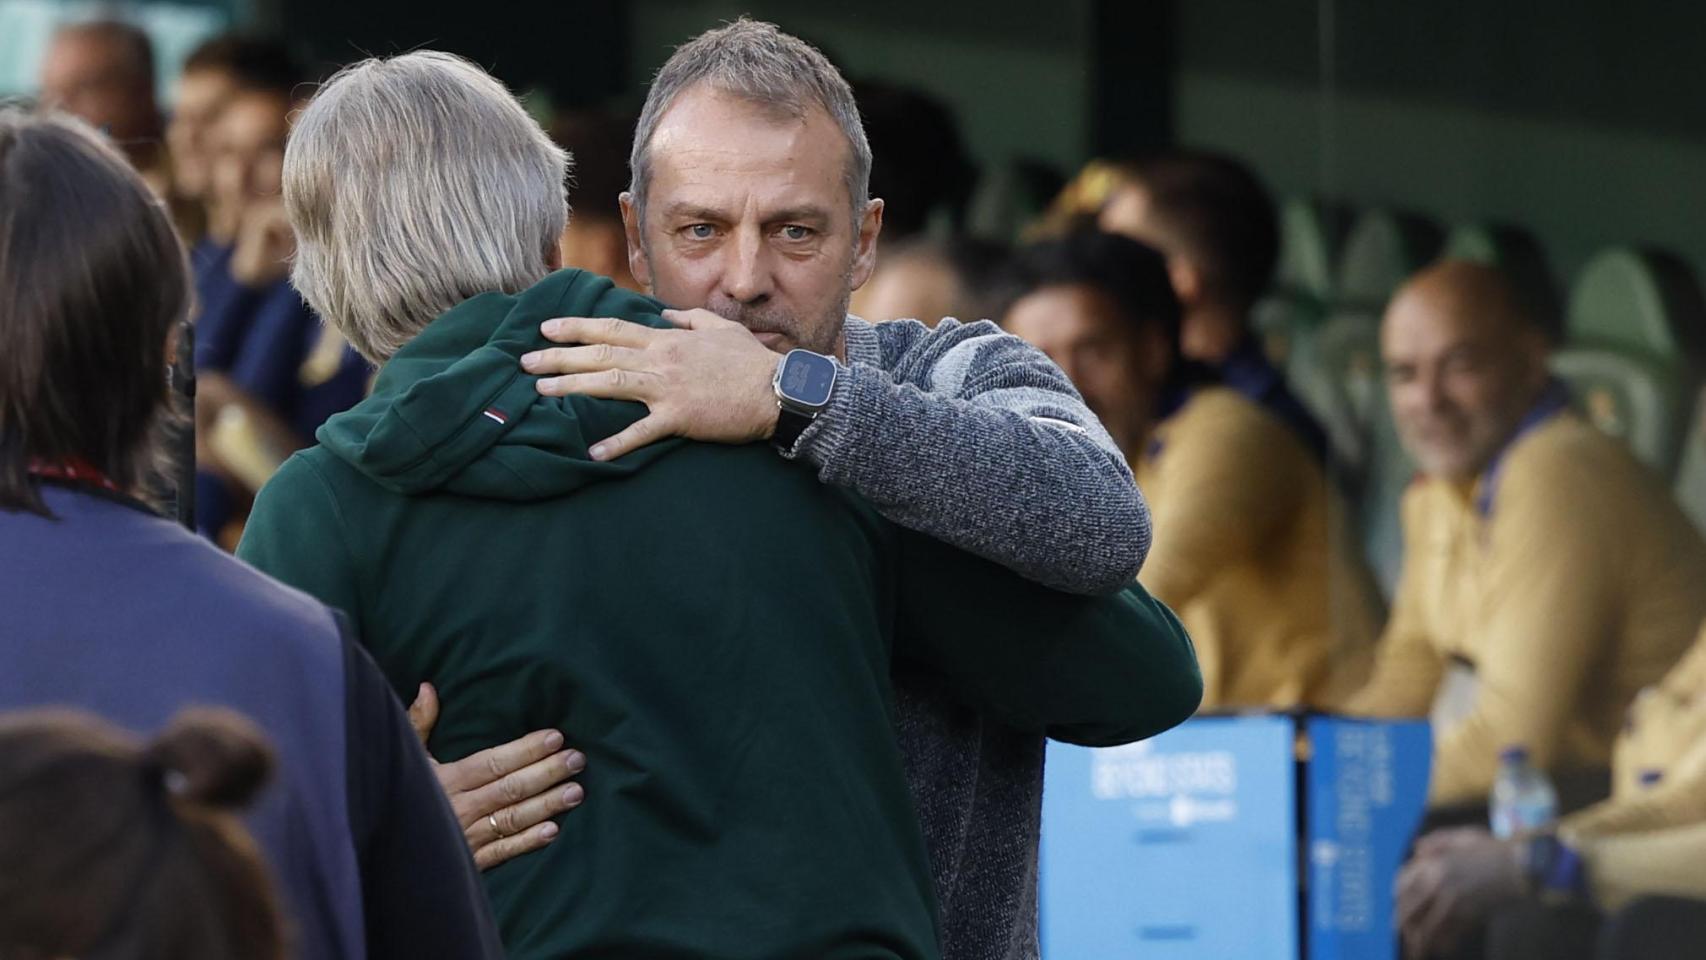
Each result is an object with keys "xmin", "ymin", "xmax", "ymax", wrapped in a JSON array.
[{"xmin": 239, "ymin": 269, "xmax": 1200, "ymax": 960}]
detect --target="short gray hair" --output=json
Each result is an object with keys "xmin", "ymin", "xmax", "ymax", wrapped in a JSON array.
[
  {"xmin": 628, "ymin": 18, "xmax": 870, "ymax": 227},
  {"xmin": 285, "ymin": 51, "xmax": 569, "ymax": 364}
]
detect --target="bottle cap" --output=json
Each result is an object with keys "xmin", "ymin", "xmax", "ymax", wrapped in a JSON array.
[
  {"xmin": 1638, "ymin": 769, "xmax": 1664, "ymax": 788},
  {"xmin": 1499, "ymin": 745, "xmax": 1529, "ymax": 765}
]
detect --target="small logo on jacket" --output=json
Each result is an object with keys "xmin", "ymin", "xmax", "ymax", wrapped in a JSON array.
[{"xmin": 483, "ymin": 408, "xmax": 509, "ymax": 425}]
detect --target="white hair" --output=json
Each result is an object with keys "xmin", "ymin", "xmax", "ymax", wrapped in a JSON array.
[
  {"xmin": 628, "ymin": 18, "xmax": 870, "ymax": 228},
  {"xmin": 284, "ymin": 51, "xmax": 569, "ymax": 364}
]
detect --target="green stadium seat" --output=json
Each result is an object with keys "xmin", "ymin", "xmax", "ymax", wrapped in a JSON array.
[
  {"xmin": 1250, "ymin": 200, "xmax": 1347, "ymax": 369},
  {"xmin": 1335, "ymin": 209, "xmax": 1444, "ymax": 311},
  {"xmin": 1551, "ymin": 348, "xmax": 1687, "ymax": 475},
  {"xmin": 1359, "ymin": 385, "xmax": 1414, "ymax": 599},
  {"xmin": 1672, "ymin": 388, "xmax": 1706, "ymax": 537},
  {"xmin": 1442, "ymin": 223, "xmax": 1563, "ymax": 341},
  {"xmin": 1566, "ymin": 248, "xmax": 1706, "ymax": 363}
]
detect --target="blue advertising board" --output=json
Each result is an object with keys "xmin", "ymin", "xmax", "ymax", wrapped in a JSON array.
[
  {"xmin": 1041, "ymin": 715, "xmax": 1299, "ymax": 959},
  {"xmin": 1041, "ymin": 715, "xmax": 1432, "ymax": 960}
]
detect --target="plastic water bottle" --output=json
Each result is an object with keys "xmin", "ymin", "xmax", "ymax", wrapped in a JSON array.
[{"xmin": 1490, "ymin": 745, "xmax": 1558, "ymax": 839}]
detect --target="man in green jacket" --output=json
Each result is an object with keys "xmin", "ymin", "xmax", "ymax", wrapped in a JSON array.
[{"xmin": 240, "ymin": 50, "xmax": 1200, "ymax": 958}]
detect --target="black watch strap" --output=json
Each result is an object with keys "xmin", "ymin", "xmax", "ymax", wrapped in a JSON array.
[{"xmin": 771, "ymin": 406, "xmax": 813, "ymax": 455}]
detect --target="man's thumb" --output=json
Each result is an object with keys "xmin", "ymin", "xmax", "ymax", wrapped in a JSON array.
[{"xmin": 407, "ymin": 681, "xmax": 440, "ymax": 745}]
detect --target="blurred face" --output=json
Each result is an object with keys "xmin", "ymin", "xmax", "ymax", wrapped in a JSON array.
[
  {"xmin": 853, "ymin": 253, "xmax": 962, "ymax": 326},
  {"xmin": 622, "ymin": 86, "xmax": 882, "ymax": 356},
  {"xmin": 208, "ymin": 90, "xmax": 289, "ymax": 210},
  {"xmin": 38, "ymin": 32, "xmax": 158, "ymax": 144},
  {"xmin": 1002, "ymin": 284, "xmax": 1166, "ymax": 457},
  {"xmin": 1382, "ymin": 281, "xmax": 1550, "ymax": 482},
  {"xmin": 167, "ymin": 67, "xmax": 238, "ymax": 199}
]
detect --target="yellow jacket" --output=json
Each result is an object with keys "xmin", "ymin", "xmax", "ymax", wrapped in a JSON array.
[
  {"xmin": 1343, "ymin": 411, "xmax": 1706, "ymax": 805},
  {"xmin": 1136, "ymin": 387, "xmax": 1383, "ymax": 709},
  {"xmin": 1552, "ymin": 623, "xmax": 1706, "ymax": 908}
]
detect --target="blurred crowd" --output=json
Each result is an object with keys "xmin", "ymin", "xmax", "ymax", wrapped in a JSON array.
[{"xmin": 4, "ymin": 13, "xmax": 1706, "ymax": 960}]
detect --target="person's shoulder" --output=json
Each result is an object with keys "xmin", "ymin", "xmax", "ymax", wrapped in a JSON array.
[
  {"xmin": 1503, "ymin": 412, "xmax": 1655, "ymax": 503},
  {"xmin": 1171, "ymin": 387, "xmax": 1294, "ymax": 454}
]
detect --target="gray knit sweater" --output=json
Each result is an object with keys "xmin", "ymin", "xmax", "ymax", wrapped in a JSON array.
[{"xmin": 793, "ymin": 316, "xmax": 1151, "ymax": 960}]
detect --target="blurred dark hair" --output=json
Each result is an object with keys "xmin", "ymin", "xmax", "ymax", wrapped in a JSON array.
[
  {"xmin": 0, "ymin": 108, "xmax": 189, "ymax": 516},
  {"xmin": 55, "ymin": 19, "xmax": 156, "ymax": 89},
  {"xmin": 855, "ymin": 80, "xmax": 974, "ymax": 239},
  {"xmin": 548, "ymin": 107, "xmax": 634, "ymax": 224},
  {"xmin": 182, "ymin": 34, "xmax": 306, "ymax": 97},
  {"xmin": 0, "ymin": 706, "xmax": 284, "ymax": 959},
  {"xmin": 1001, "ymin": 229, "xmax": 1184, "ymax": 352},
  {"xmin": 1129, "ymin": 150, "xmax": 1279, "ymax": 310}
]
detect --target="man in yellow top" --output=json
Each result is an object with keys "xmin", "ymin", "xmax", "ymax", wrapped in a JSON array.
[
  {"xmin": 1002, "ymin": 229, "xmax": 1383, "ymax": 709},
  {"xmin": 1394, "ymin": 619, "xmax": 1706, "ymax": 960},
  {"xmin": 1342, "ymin": 260, "xmax": 1706, "ymax": 809}
]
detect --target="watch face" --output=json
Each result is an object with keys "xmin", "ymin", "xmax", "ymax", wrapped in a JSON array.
[{"xmin": 779, "ymin": 350, "xmax": 837, "ymax": 408}]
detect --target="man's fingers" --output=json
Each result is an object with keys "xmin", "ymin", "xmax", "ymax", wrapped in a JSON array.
[
  {"xmin": 472, "ymin": 820, "xmax": 560, "ymax": 872},
  {"xmin": 406, "ymin": 682, "xmax": 440, "ymax": 746},
  {"xmin": 535, "ymin": 369, "xmax": 653, "ymax": 400},
  {"xmin": 468, "ymin": 781, "xmax": 586, "ymax": 848},
  {"xmin": 540, "ymin": 315, "xmax": 656, "ymax": 348},
  {"xmin": 589, "ymin": 415, "xmax": 672, "ymax": 462},
  {"xmin": 438, "ymin": 728, "xmax": 566, "ymax": 793},
  {"xmin": 520, "ymin": 344, "xmax": 648, "ymax": 377},
  {"xmin": 457, "ymin": 748, "xmax": 584, "ymax": 823}
]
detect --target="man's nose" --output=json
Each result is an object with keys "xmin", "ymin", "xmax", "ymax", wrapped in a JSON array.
[{"xmin": 721, "ymin": 227, "xmax": 773, "ymax": 304}]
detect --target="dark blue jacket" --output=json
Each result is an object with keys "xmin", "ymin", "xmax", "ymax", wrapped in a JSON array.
[{"xmin": 0, "ymin": 483, "xmax": 501, "ymax": 960}]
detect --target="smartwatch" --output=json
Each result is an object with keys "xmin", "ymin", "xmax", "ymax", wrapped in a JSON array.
[{"xmin": 771, "ymin": 348, "xmax": 838, "ymax": 455}]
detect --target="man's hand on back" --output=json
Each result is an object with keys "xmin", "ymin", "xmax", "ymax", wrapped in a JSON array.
[
  {"xmin": 520, "ymin": 308, "xmax": 783, "ymax": 461},
  {"xmin": 407, "ymin": 682, "xmax": 586, "ymax": 871}
]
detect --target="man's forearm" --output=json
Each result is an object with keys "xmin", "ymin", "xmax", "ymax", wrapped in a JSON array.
[{"xmin": 795, "ymin": 318, "xmax": 1150, "ymax": 596}]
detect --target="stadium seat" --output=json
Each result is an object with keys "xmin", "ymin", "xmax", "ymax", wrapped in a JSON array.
[
  {"xmin": 1551, "ymin": 348, "xmax": 1687, "ymax": 475},
  {"xmin": 1443, "ymin": 223, "xmax": 1563, "ymax": 341},
  {"xmin": 1562, "ymin": 248, "xmax": 1706, "ymax": 475},
  {"xmin": 1675, "ymin": 387, "xmax": 1706, "ymax": 537},
  {"xmin": 1358, "ymin": 377, "xmax": 1414, "ymax": 599},
  {"xmin": 1251, "ymin": 199, "xmax": 1347, "ymax": 368},
  {"xmin": 1335, "ymin": 209, "xmax": 1444, "ymax": 312}
]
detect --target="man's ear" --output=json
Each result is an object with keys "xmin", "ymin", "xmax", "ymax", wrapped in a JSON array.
[
  {"xmin": 618, "ymin": 192, "xmax": 653, "ymax": 291},
  {"xmin": 849, "ymin": 198, "xmax": 884, "ymax": 291},
  {"xmin": 1167, "ymin": 255, "xmax": 1205, "ymax": 307}
]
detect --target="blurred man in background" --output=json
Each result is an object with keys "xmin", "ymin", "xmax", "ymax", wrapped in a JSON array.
[
  {"xmin": 1001, "ymin": 230, "xmax": 1382, "ymax": 708},
  {"xmin": 37, "ymin": 19, "xmax": 166, "ymax": 190},
  {"xmin": 1396, "ymin": 618, "xmax": 1706, "ymax": 960},
  {"xmin": 1098, "ymin": 150, "xmax": 1331, "ymax": 462},
  {"xmin": 854, "ymin": 235, "xmax": 1009, "ymax": 325},
  {"xmin": 549, "ymin": 107, "xmax": 641, "ymax": 291},
  {"xmin": 1343, "ymin": 260, "xmax": 1706, "ymax": 811}
]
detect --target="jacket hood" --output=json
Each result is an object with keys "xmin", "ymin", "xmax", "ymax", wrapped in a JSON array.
[{"xmin": 316, "ymin": 269, "xmax": 680, "ymax": 501}]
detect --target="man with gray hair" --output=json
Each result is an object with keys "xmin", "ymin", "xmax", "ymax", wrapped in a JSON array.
[
  {"xmin": 514, "ymin": 19, "xmax": 1154, "ymax": 959},
  {"xmin": 239, "ymin": 48, "xmax": 1199, "ymax": 959}
]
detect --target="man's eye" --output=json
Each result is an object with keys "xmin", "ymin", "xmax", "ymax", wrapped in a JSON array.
[
  {"xmin": 685, "ymin": 224, "xmax": 716, "ymax": 240},
  {"xmin": 780, "ymin": 225, "xmax": 813, "ymax": 241}
]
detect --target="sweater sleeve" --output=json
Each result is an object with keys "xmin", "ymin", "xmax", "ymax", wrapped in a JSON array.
[
  {"xmin": 1340, "ymin": 487, "xmax": 1447, "ymax": 718},
  {"xmin": 892, "ymin": 527, "xmax": 1202, "ymax": 746},
  {"xmin": 339, "ymin": 621, "xmax": 505, "ymax": 959},
  {"xmin": 1426, "ymin": 458, "xmax": 1619, "ymax": 805},
  {"xmin": 793, "ymin": 317, "xmax": 1149, "ymax": 596}
]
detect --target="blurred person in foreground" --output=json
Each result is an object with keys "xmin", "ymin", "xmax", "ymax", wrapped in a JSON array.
[
  {"xmin": 1396, "ymin": 619, "xmax": 1706, "ymax": 960},
  {"xmin": 0, "ymin": 708, "xmax": 285, "ymax": 960},
  {"xmin": 189, "ymin": 44, "xmax": 368, "ymax": 545},
  {"xmin": 496, "ymin": 22, "xmax": 1173, "ymax": 960},
  {"xmin": 1096, "ymin": 150, "xmax": 1330, "ymax": 462},
  {"xmin": 237, "ymin": 48, "xmax": 1198, "ymax": 959},
  {"xmin": 37, "ymin": 18, "xmax": 167, "ymax": 190},
  {"xmin": 1341, "ymin": 260, "xmax": 1706, "ymax": 810},
  {"xmin": 0, "ymin": 107, "xmax": 501, "ymax": 959},
  {"xmin": 1001, "ymin": 229, "xmax": 1382, "ymax": 708}
]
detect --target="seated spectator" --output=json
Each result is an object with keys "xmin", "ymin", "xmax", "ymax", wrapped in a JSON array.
[
  {"xmin": 1001, "ymin": 230, "xmax": 1382, "ymax": 708},
  {"xmin": 549, "ymin": 107, "xmax": 642, "ymax": 291},
  {"xmin": 1097, "ymin": 150, "xmax": 1331, "ymax": 462},
  {"xmin": 854, "ymin": 235, "xmax": 1010, "ymax": 326},
  {"xmin": 190, "ymin": 50, "xmax": 369, "ymax": 544},
  {"xmin": 37, "ymin": 18, "xmax": 166, "ymax": 191},
  {"xmin": 167, "ymin": 34, "xmax": 305, "ymax": 246},
  {"xmin": 0, "ymin": 708, "xmax": 286, "ymax": 960},
  {"xmin": 237, "ymin": 50, "xmax": 1197, "ymax": 958},
  {"xmin": 1342, "ymin": 260, "xmax": 1706, "ymax": 808},
  {"xmin": 0, "ymin": 107, "xmax": 501, "ymax": 959},
  {"xmin": 1395, "ymin": 620, "xmax": 1706, "ymax": 960}
]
